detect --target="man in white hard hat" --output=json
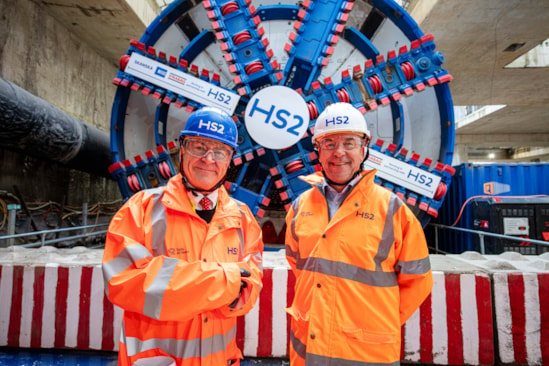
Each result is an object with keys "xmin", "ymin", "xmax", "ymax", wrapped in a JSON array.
[{"xmin": 285, "ymin": 102, "xmax": 432, "ymax": 365}]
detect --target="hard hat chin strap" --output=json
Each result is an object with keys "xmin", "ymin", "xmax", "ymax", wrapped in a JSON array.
[{"xmin": 362, "ymin": 144, "xmax": 370, "ymax": 165}]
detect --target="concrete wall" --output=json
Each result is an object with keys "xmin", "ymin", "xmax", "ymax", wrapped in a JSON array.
[
  {"xmin": 0, "ymin": 0, "xmax": 124, "ymax": 205},
  {"xmin": 0, "ymin": 0, "xmax": 117, "ymax": 130}
]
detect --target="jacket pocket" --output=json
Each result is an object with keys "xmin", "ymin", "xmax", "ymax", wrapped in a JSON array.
[{"xmin": 341, "ymin": 327, "xmax": 398, "ymax": 344}]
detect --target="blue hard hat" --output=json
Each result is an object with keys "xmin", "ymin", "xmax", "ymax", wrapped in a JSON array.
[{"xmin": 179, "ymin": 107, "xmax": 238, "ymax": 149}]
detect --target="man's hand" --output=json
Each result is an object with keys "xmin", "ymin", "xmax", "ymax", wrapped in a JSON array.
[{"xmin": 229, "ymin": 268, "xmax": 251, "ymax": 308}]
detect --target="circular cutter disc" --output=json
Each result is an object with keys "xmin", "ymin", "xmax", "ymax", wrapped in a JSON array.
[{"xmin": 110, "ymin": 0, "xmax": 455, "ymax": 226}]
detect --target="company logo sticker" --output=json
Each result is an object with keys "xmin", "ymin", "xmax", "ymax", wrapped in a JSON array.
[
  {"xmin": 155, "ymin": 67, "xmax": 168, "ymax": 77},
  {"xmin": 168, "ymin": 73, "xmax": 186, "ymax": 85},
  {"xmin": 244, "ymin": 86, "xmax": 310, "ymax": 150}
]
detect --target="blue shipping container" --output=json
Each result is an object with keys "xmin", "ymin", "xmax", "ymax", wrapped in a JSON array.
[{"xmin": 428, "ymin": 162, "xmax": 549, "ymax": 253}]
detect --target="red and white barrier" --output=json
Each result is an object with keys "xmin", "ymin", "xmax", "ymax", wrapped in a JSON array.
[
  {"xmin": 235, "ymin": 269, "xmax": 496, "ymax": 364},
  {"xmin": 1, "ymin": 249, "xmax": 548, "ymax": 365},
  {"xmin": 493, "ymin": 272, "xmax": 549, "ymax": 365},
  {"xmin": 236, "ymin": 266, "xmax": 294, "ymax": 358},
  {"xmin": 0, "ymin": 264, "xmax": 121, "ymax": 351},
  {"xmin": 403, "ymin": 271, "xmax": 494, "ymax": 365}
]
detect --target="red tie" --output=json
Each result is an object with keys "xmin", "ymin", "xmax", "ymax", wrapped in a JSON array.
[{"xmin": 199, "ymin": 197, "xmax": 212, "ymax": 210}]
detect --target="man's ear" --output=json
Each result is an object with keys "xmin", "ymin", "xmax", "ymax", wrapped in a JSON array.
[{"xmin": 362, "ymin": 137, "xmax": 371, "ymax": 159}]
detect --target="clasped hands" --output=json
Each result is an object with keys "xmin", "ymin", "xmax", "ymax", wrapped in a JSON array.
[{"xmin": 228, "ymin": 268, "xmax": 251, "ymax": 308}]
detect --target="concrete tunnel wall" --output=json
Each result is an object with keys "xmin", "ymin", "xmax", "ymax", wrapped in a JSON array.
[
  {"xmin": 0, "ymin": 0, "xmax": 124, "ymax": 205},
  {"xmin": 0, "ymin": 247, "xmax": 548, "ymax": 365},
  {"xmin": 0, "ymin": 0, "xmax": 116, "ymax": 133}
]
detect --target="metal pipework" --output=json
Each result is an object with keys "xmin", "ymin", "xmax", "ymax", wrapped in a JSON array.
[{"xmin": 0, "ymin": 76, "xmax": 111, "ymax": 178}]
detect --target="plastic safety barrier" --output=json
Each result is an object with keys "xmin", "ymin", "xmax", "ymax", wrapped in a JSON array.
[{"xmin": 2, "ymin": 248, "xmax": 548, "ymax": 364}]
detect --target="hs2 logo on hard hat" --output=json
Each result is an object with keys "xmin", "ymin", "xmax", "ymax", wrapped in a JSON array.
[
  {"xmin": 199, "ymin": 119, "xmax": 225, "ymax": 134},
  {"xmin": 324, "ymin": 116, "xmax": 349, "ymax": 126}
]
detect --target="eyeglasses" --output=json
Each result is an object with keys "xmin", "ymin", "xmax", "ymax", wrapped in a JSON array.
[
  {"xmin": 317, "ymin": 135, "xmax": 365, "ymax": 151},
  {"xmin": 184, "ymin": 139, "xmax": 232, "ymax": 161}
]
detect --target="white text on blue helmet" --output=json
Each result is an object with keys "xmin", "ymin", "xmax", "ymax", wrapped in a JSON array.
[
  {"xmin": 325, "ymin": 116, "xmax": 349, "ymax": 126},
  {"xmin": 198, "ymin": 119, "xmax": 225, "ymax": 134}
]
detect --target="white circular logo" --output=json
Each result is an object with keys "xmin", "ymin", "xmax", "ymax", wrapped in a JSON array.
[{"xmin": 244, "ymin": 86, "xmax": 310, "ymax": 150}]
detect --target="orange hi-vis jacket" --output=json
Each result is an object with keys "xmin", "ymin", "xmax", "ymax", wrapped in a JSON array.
[
  {"xmin": 285, "ymin": 170, "xmax": 432, "ymax": 365},
  {"xmin": 102, "ymin": 174, "xmax": 263, "ymax": 366}
]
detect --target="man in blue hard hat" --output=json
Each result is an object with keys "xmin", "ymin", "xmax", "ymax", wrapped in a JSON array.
[
  {"xmin": 177, "ymin": 107, "xmax": 240, "ymax": 221},
  {"xmin": 103, "ymin": 106, "xmax": 264, "ymax": 366}
]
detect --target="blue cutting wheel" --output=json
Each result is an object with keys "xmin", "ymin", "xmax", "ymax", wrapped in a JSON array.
[{"xmin": 109, "ymin": 0, "xmax": 455, "ymax": 227}]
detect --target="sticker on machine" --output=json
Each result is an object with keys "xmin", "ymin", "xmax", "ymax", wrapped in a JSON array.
[
  {"xmin": 244, "ymin": 86, "xmax": 310, "ymax": 150},
  {"xmin": 124, "ymin": 53, "xmax": 240, "ymax": 115},
  {"xmin": 503, "ymin": 217, "xmax": 529, "ymax": 235},
  {"xmin": 365, "ymin": 149, "xmax": 442, "ymax": 198}
]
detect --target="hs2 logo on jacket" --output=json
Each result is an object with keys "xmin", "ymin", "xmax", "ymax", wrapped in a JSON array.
[
  {"xmin": 227, "ymin": 247, "xmax": 239, "ymax": 256},
  {"xmin": 356, "ymin": 211, "xmax": 375, "ymax": 220}
]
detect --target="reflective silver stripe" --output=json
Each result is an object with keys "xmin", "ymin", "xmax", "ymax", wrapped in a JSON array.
[
  {"xmin": 374, "ymin": 193, "xmax": 431, "ymax": 275},
  {"xmin": 290, "ymin": 196, "xmax": 301, "ymax": 243},
  {"xmin": 251, "ymin": 250, "xmax": 264, "ymax": 272},
  {"xmin": 103, "ymin": 245, "xmax": 153, "ymax": 296},
  {"xmin": 142, "ymin": 256, "xmax": 178, "ymax": 319},
  {"xmin": 306, "ymin": 353, "xmax": 400, "ymax": 366},
  {"xmin": 149, "ymin": 188, "xmax": 168, "ymax": 257},
  {"xmin": 235, "ymin": 203, "xmax": 246, "ymax": 259},
  {"xmin": 296, "ymin": 257, "xmax": 398, "ymax": 288},
  {"xmin": 290, "ymin": 330, "xmax": 307, "ymax": 360},
  {"xmin": 235, "ymin": 201, "xmax": 263, "ymax": 272},
  {"xmin": 374, "ymin": 194, "xmax": 402, "ymax": 271},
  {"xmin": 120, "ymin": 319, "xmax": 126, "ymax": 343},
  {"xmin": 395, "ymin": 256, "xmax": 431, "ymax": 275},
  {"xmin": 286, "ymin": 244, "xmax": 298, "ymax": 262},
  {"xmin": 287, "ymin": 197, "xmax": 301, "ymax": 267},
  {"xmin": 123, "ymin": 324, "xmax": 236, "ymax": 359}
]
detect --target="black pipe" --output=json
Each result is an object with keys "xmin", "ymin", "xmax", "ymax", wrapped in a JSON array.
[{"xmin": 0, "ymin": 76, "xmax": 112, "ymax": 178}]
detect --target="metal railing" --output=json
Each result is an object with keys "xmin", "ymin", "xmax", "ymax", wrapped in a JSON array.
[
  {"xmin": 3, "ymin": 222, "xmax": 548, "ymax": 254},
  {"xmin": 429, "ymin": 223, "xmax": 549, "ymax": 255},
  {"xmin": 0, "ymin": 223, "xmax": 109, "ymax": 249}
]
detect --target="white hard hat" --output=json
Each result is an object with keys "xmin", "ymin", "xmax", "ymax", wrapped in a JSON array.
[{"xmin": 312, "ymin": 102, "xmax": 371, "ymax": 144}]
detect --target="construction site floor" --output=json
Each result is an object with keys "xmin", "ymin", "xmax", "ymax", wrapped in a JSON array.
[{"xmin": 0, "ymin": 348, "xmax": 289, "ymax": 365}]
